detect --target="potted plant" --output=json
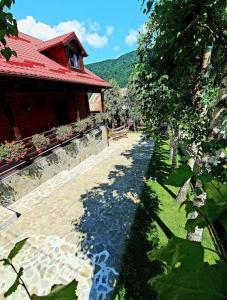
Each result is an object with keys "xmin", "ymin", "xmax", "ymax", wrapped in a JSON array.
[
  {"xmin": 56, "ymin": 125, "xmax": 73, "ymax": 142},
  {"xmin": 74, "ymin": 119, "xmax": 87, "ymax": 133},
  {"xmin": 95, "ymin": 112, "xmax": 110, "ymax": 124},
  {"xmin": 31, "ymin": 134, "xmax": 50, "ymax": 153},
  {"xmin": 84, "ymin": 116, "xmax": 94, "ymax": 127},
  {"xmin": 0, "ymin": 141, "xmax": 27, "ymax": 164}
]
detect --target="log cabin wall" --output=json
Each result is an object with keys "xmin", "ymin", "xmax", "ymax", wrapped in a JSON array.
[{"xmin": 0, "ymin": 88, "xmax": 90, "ymax": 143}]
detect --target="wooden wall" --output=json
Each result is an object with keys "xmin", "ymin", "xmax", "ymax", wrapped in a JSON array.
[{"xmin": 0, "ymin": 89, "xmax": 90, "ymax": 143}]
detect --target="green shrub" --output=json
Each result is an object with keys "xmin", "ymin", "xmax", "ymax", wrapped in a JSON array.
[
  {"xmin": 95, "ymin": 112, "xmax": 110, "ymax": 124},
  {"xmin": 31, "ymin": 134, "xmax": 50, "ymax": 151},
  {"xmin": 73, "ymin": 117, "xmax": 94, "ymax": 133},
  {"xmin": 56, "ymin": 125, "xmax": 73, "ymax": 141},
  {"xmin": 0, "ymin": 141, "xmax": 26, "ymax": 163}
]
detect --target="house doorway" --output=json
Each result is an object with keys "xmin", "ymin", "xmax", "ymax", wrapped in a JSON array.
[{"xmin": 53, "ymin": 101, "xmax": 70, "ymax": 126}]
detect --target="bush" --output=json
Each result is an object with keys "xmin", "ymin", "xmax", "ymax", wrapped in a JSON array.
[
  {"xmin": 0, "ymin": 141, "xmax": 26, "ymax": 163},
  {"xmin": 56, "ymin": 125, "xmax": 73, "ymax": 141},
  {"xmin": 73, "ymin": 117, "xmax": 94, "ymax": 133},
  {"xmin": 31, "ymin": 134, "xmax": 50, "ymax": 152},
  {"xmin": 95, "ymin": 112, "xmax": 110, "ymax": 124}
]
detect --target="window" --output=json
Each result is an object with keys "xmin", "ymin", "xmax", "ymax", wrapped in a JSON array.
[{"xmin": 66, "ymin": 46, "xmax": 80, "ymax": 69}]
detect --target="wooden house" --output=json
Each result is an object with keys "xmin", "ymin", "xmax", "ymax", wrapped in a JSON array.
[{"xmin": 0, "ymin": 31, "xmax": 111, "ymax": 142}]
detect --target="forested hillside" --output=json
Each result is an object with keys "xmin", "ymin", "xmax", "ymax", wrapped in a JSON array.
[{"xmin": 86, "ymin": 51, "xmax": 137, "ymax": 87}]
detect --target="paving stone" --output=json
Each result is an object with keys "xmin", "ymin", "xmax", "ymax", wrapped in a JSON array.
[{"xmin": 0, "ymin": 133, "xmax": 153, "ymax": 300}]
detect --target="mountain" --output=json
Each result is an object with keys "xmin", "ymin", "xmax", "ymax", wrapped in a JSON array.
[{"xmin": 86, "ymin": 51, "xmax": 138, "ymax": 88}]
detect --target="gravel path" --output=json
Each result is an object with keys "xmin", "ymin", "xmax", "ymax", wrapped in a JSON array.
[{"xmin": 0, "ymin": 133, "xmax": 153, "ymax": 300}]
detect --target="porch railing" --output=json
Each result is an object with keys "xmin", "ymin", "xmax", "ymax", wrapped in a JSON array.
[{"xmin": 0, "ymin": 124, "xmax": 99, "ymax": 178}]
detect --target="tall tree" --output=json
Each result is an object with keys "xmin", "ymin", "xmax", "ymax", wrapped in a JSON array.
[
  {"xmin": 104, "ymin": 79, "xmax": 124, "ymax": 128},
  {"xmin": 137, "ymin": 0, "xmax": 226, "ymax": 241},
  {"xmin": 125, "ymin": 76, "xmax": 143, "ymax": 130}
]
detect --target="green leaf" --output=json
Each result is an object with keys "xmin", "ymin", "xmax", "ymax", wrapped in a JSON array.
[
  {"xmin": 151, "ymin": 263, "xmax": 227, "ymax": 300},
  {"xmin": 1, "ymin": 47, "xmax": 13, "ymax": 61},
  {"xmin": 7, "ymin": 238, "xmax": 28, "ymax": 262},
  {"xmin": 31, "ymin": 280, "xmax": 78, "ymax": 300},
  {"xmin": 4, "ymin": 267, "xmax": 23, "ymax": 297},
  {"xmin": 149, "ymin": 237, "xmax": 204, "ymax": 270},
  {"xmin": 185, "ymin": 215, "xmax": 207, "ymax": 232},
  {"xmin": 165, "ymin": 165, "xmax": 193, "ymax": 187}
]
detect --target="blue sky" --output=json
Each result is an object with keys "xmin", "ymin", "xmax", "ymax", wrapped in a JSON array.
[{"xmin": 12, "ymin": 0, "xmax": 147, "ymax": 64}]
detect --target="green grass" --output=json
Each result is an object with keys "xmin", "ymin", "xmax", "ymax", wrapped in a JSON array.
[{"xmin": 114, "ymin": 139, "xmax": 217, "ymax": 300}]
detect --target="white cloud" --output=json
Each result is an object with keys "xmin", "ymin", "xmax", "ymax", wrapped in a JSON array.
[
  {"xmin": 125, "ymin": 29, "xmax": 139, "ymax": 46},
  {"xmin": 17, "ymin": 16, "xmax": 58, "ymax": 41},
  {"xmin": 86, "ymin": 33, "xmax": 108, "ymax": 48},
  {"xmin": 113, "ymin": 45, "xmax": 120, "ymax": 51},
  {"xmin": 17, "ymin": 16, "xmax": 110, "ymax": 48},
  {"xmin": 106, "ymin": 26, "xmax": 114, "ymax": 36},
  {"xmin": 125, "ymin": 24, "xmax": 146, "ymax": 47}
]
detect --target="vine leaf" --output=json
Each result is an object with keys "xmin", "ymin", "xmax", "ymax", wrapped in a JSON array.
[
  {"xmin": 165, "ymin": 165, "xmax": 193, "ymax": 187},
  {"xmin": 5, "ymin": 238, "xmax": 28, "ymax": 264},
  {"xmin": 0, "ymin": 47, "xmax": 13, "ymax": 61},
  {"xmin": 149, "ymin": 237, "xmax": 204, "ymax": 270},
  {"xmin": 151, "ymin": 263, "xmax": 227, "ymax": 300},
  {"xmin": 31, "ymin": 280, "xmax": 78, "ymax": 299},
  {"xmin": 4, "ymin": 267, "xmax": 23, "ymax": 297}
]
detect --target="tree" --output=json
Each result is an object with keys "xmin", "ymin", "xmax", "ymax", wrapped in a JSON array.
[
  {"xmin": 104, "ymin": 79, "xmax": 126, "ymax": 128},
  {"xmin": 136, "ymin": 0, "xmax": 226, "ymax": 171},
  {"xmin": 135, "ymin": 0, "xmax": 227, "ymax": 297},
  {"xmin": 0, "ymin": 0, "xmax": 18, "ymax": 60},
  {"xmin": 125, "ymin": 76, "xmax": 143, "ymax": 130}
]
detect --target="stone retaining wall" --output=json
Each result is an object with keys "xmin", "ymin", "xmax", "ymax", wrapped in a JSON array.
[{"xmin": 0, "ymin": 125, "xmax": 108, "ymax": 207}]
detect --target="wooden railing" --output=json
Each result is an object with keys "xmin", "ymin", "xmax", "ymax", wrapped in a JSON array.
[
  {"xmin": 111, "ymin": 124, "xmax": 129, "ymax": 140},
  {"xmin": 0, "ymin": 124, "xmax": 100, "ymax": 178}
]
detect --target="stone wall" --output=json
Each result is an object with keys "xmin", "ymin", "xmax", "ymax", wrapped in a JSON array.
[{"xmin": 0, "ymin": 125, "xmax": 108, "ymax": 207}]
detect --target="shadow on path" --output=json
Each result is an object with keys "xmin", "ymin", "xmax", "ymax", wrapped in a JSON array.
[{"xmin": 73, "ymin": 136, "xmax": 154, "ymax": 299}]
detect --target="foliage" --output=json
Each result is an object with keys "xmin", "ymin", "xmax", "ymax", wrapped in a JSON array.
[
  {"xmin": 104, "ymin": 79, "xmax": 124, "ymax": 125},
  {"xmin": 148, "ymin": 148, "xmax": 227, "ymax": 299},
  {"xmin": 150, "ymin": 237, "xmax": 227, "ymax": 300},
  {"xmin": 31, "ymin": 280, "xmax": 78, "ymax": 300},
  {"xmin": 165, "ymin": 165, "xmax": 193, "ymax": 187},
  {"xmin": 0, "ymin": 0, "xmax": 18, "ymax": 60},
  {"xmin": 31, "ymin": 134, "xmax": 50, "ymax": 151},
  {"xmin": 136, "ymin": 0, "xmax": 226, "ymax": 143},
  {"xmin": 86, "ymin": 51, "xmax": 138, "ymax": 88},
  {"xmin": 94, "ymin": 112, "xmax": 110, "ymax": 124},
  {"xmin": 56, "ymin": 125, "xmax": 73, "ymax": 141},
  {"xmin": 73, "ymin": 118, "xmax": 90, "ymax": 133},
  {"xmin": 124, "ymin": 76, "xmax": 143, "ymax": 129},
  {"xmin": 0, "ymin": 239, "xmax": 78, "ymax": 299},
  {"xmin": 0, "ymin": 141, "xmax": 26, "ymax": 162}
]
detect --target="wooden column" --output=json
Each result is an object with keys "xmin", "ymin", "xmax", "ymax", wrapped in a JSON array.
[
  {"xmin": 101, "ymin": 91, "xmax": 105, "ymax": 112},
  {"xmin": 72, "ymin": 90, "xmax": 80, "ymax": 120},
  {"xmin": 85, "ymin": 92, "xmax": 90, "ymax": 116},
  {"xmin": 0, "ymin": 89, "xmax": 22, "ymax": 140}
]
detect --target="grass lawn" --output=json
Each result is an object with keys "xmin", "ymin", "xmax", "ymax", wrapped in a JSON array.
[{"xmin": 114, "ymin": 139, "xmax": 217, "ymax": 300}]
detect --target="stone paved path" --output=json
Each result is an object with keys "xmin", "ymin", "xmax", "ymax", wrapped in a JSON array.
[{"xmin": 0, "ymin": 133, "xmax": 153, "ymax": 300}]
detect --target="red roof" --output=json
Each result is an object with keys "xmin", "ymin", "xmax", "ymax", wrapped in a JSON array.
[
  {"xmin": 36, "ymin": 32, "xmax": 88, "ymax": 56},
  {"xmin": 0, "ymin": 32, "xmax": 111, "ymax": 88}
]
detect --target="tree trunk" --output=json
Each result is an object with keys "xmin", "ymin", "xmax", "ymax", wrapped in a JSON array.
[
  {"xmin": 187, "ymin": 61, "xmax": 226, "ymax": 243},
  {"xmin": 172, "ymin": 140, "xmax": 178, "ymax": 169},
  {"xmin": 169, "ymin": 128, "xmax": 178, "ymax": 169},
  {"xmin": 133, "ymin": 121, "xmax": 136, "ymax": 132},
  {"xmin": 176, "ymin": 143, "xmax": 197, "ymax": 203},
  {"xmin": 209, "ymin": 62, "xmax": 227, "ymax": 139},
  {"xmin": 187, "ymin": 180, "xmax": 206, "ymax": 242},
  {"xmin": 169, "ymin": 128, "xmax": 175, "ymax": 161}
]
